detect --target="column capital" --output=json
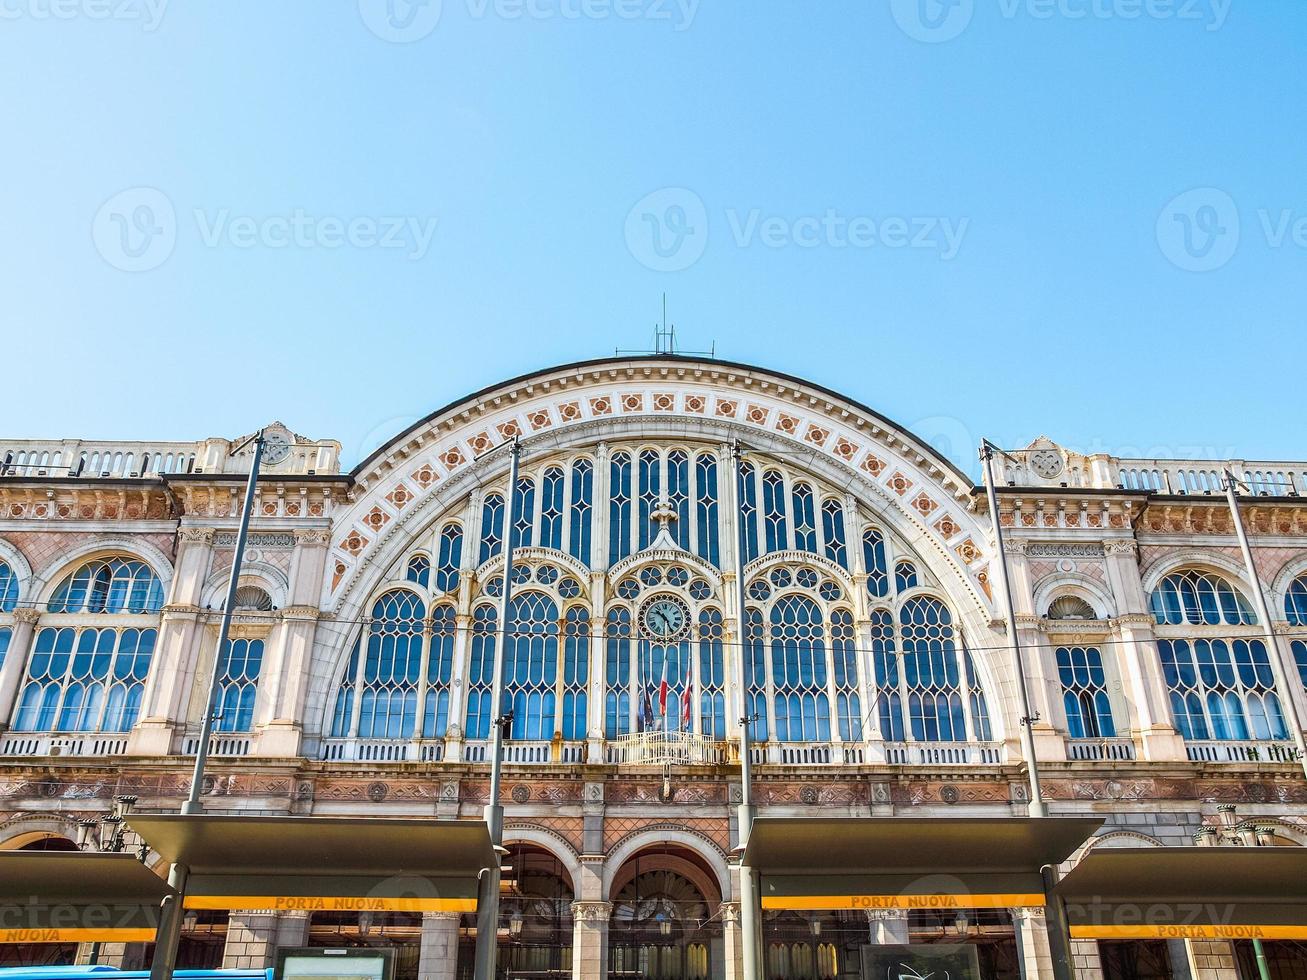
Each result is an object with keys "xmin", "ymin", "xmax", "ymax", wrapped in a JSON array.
[
  {"xmin": 570, "ymin": 901, "xmax": 613, "ymax": 922},
  {"xmin": 421, "ymin": 910, "xmax": 463, "ymax": 922},
  {"xmin": 865, "ymin": 908, "xmax": 908, "ymax": 923},
  {"xmin": 178, "ymin": 527, "xmax": 216, "ymax": 545},
  {"xmin": 718, "ymin": 901, "xmax": 740, "ymax": 925},
  {"xmin": 12, "ymin": 607, "xmax": 41, "ymax": 626},
  {"xmin": 294, "ymin": 528, "xmax": 332, "ymax": 547}
]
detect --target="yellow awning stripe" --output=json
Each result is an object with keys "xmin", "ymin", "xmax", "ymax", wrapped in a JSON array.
[
  {"xmin": 762, "ymin": 893, "xmax": 1048, "ymax": 911},
  {"xmin": 183, "ymin": 896, "xmax": 475, "ymax": 913},
  {"xmin": 1072, "ymin": 925, "xmax": 1307, "ymax": 941},
  {"xmin": 0, "ymin": 928, "xmax": 156, "ymax": 944}
]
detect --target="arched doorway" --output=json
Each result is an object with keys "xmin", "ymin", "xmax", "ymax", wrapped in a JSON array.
[
  {"xmin": 454, "ymin": 842, "xmax": 575, "ymax": 978},
  {"xmin": 608, "ymin": 845, "xmax": 723, "ymax": 980}
]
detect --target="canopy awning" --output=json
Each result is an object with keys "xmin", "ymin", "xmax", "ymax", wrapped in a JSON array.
[
  {"xmin": 0, "ymin": 852, "xmax": 173, "ymax": 944},
  {"xmin": 743, "ymin": 816, "xmax": 1104, "ymax": 911},
  {"xmin": 128, "ymin": 815, "xmax": 496, "ymax": 914},
  {"xmin": 1055, "ymin": 846, "xmax": 1307, "ymax": 941}
]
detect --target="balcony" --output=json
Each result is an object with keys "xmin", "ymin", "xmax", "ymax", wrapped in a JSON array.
[
  {"xmin": 606, "ymin": 731, "xmax": 726, "ymax": 766},
  {"xmin": 745, "ymin": 740, "xmax": 1006, "ymax": 766},
  {"xmin": 320, "ymin": 738, "xmax": 447, "ymax": 762},
  {"xmin": 1066, "ymin": 737, "xmax": 1137, "ymax": 761},
  {"xmin": 0, "ymin": 733, "xmax": 129, "ymax": 757},
  {"xmin": 180, "ymin": 735, "xmax": 253, "ymax": 758},
  {"xmin": 1184, "ymin": 740, "xmax": 1302, "ymax": 764}
]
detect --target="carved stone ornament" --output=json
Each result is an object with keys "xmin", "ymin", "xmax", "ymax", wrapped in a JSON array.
[
  {"xmin": 367, "ymin": 781, "xmax": 389, "ymax": 803},
  {"xmin": 571, "ymin": 901, "xmax": 613, "ymax": 923},
  {"xmin": 511, "ymin": 784, "xmax": 530, "ymax": 804}
]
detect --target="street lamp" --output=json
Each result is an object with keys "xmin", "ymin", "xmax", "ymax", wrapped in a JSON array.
[
  {"xmin": 1196, "ymin": 804, "xmax": 1276, "ymax": 980},
  {"xmin": 77, "ymin": 795, "xmax": 147, "ymax": 964}
]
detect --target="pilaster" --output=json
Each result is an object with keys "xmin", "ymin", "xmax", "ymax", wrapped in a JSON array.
[
  {"xmin": 1013, "ymin": 906, "xmax": 1053, "ymax": 980},
  {"xmin": 571, "ymin": 900, "xmax": 612, "ymax": 980},
  {"xmin": 0, "ymin": 608, "xmax": 40, "ymax": 730},
  {"xmin": 417, "ymin": 911, "xmax": 461, "ymax": 980}
]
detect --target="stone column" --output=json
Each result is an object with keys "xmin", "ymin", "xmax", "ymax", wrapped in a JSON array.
[
  {"xmin": 416, "ymin": 911, "xmax": 461, "ymax": 980},
  {"xmin": 0, "ymin": 608, "xmax": 39, "ymax": 731},
  {"xmin": 1070, "ymin": 938, "xmax": 1106, "ymax": 980},
  {"xmin": 275, "ymin": 909, "xmax": 310, "ymax": 950},
  {"xmin": 866, "ymin": 909, "xmax": 910, "ymax": 945},
  {"xmin": 1012, "ymin": 906, "xmax": 1056, "ymax": 980},
  {"xmin": 571, "ymin": 901, "xmax": 612, "ymax": 980},
  {"xmin": 223, "ymin": 909, "xmax": 281, "ymax": 968},
  {"xmin": 1181, "ymin": 939, "xmax": 1241, "ymax": 980},
  {"xmin": 720, "ymin": 902, "xmax": 743, "ymax": 980}
]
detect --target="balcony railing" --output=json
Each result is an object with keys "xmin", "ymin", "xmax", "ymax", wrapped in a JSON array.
[
  {"xmin": 606, "ymin": 731, "xmax": 726, "ymax": 766},
  {"xmin": 1066, "ymin": 737, "xmax": 1137, "ymax": 761},
  {"xmin": 180, "ymin": 735, "xmax": 252, "ymax": 758},
  {"xmin": 0, "ymin": 733, "xmax": 129, "ymax": 757},
  {"xmin": 1185, "ymin": 739, "xmax": 1302, "ymax": 764},
  {"xmin": 746, "ymin": 740, "xmax": 1006, "ymax": 766},
  {"xmin": 320, "ymin": 738, "xmax": 446, "ymax": 762}
]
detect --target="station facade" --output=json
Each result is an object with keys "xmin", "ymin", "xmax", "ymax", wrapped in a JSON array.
[{"xmin": 0, "ymin": 355, "xmax": 1305, "ymax": 980}]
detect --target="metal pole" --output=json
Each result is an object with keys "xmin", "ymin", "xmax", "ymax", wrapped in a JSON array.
[
  {"xmin": 1040, "ymin": 865, "xmax": 1075, "ymax": 980},
  {"xmin": 474, "ymin": 437, "xmax": 521, "ymax": 980},
  {"xmin": 1223, "ymin": 469, "xmax": 1307, "ymax": 779},
  {"xmin": 731, "ymin": 441, "xmax": 763, "ymax": 980},
  {"xmin": 151, "ymin": 433, "xmax": 265, "ymax": 980},
  {"xmin": 979, "ymin": 441, "xmax": 1047, "ymax": 817}
]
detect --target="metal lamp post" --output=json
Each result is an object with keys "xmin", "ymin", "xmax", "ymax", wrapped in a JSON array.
[
  {"xmin": 77, "ymin": 795, "xmax": 147, "ymax": 965},
  {"xmin": 474, "ymin": 437, "xmax": 522, "ymax": 980},
  {"xmin": 1222, "ymin": 470, "xmax": 1307, "ymax": 780},
  {"xmin": 150, "ymin": 429, "xmax": 288, "ymax": 980}
]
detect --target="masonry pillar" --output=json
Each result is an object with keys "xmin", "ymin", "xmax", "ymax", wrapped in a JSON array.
[
  {"xmin": 1181, "ymin": 939, "xmax": 1241, "ymax": 980},
  {"xmin": 571, "ymin": 901, "xmax": 611, "ymax": 980},
  {"xmin": 222, "ymin": 909, "xmax": 281, "ymax": 968},
  {"xmin": 1013, "ymin": 906, "xmax": 1054, "ymax": 980},
  {"xmin": 866, "ymin": 909, "xmax": 910, "ymax": 945},
  {"xmin": 0, "ymin": 608, "xmax": 39, "ymax": 731},
  {"xmin": 275, "ymin": 909, "xmax": 310, "ymax": 952},
  {"xmin": 720, "ymin": 902, "xmax": 743, "ymax": 980},
  {"xmin": 416, "ymin": 911, "xmax": 461, "ymax": 980},
  {"xmin": 1071, "ymin": 938, "xmax": 1106, "ymax": 980}
]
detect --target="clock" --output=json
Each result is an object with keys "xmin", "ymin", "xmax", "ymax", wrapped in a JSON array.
[
  {"xmin": 261, "ymin": 429, "xmax": 292, "ymax": 466},
  {"xmin": 640, "ymin": 595, "xmax": 690, "ymax": 640}
]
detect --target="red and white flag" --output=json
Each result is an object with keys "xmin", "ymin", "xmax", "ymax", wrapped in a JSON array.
[
  {"xmin": 681, "ymin": 680, "xmax": 693, "ymax": 730},
  {"xmin": 657, "ymin": 655, "xmax": 670, "ymax": 719}
]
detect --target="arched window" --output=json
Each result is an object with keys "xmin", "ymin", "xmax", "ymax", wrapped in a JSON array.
[
  {"xmin": 744, "ymin": 607, "xmax": 768, "ymax": 742},
  {"xmin": 423, "ymin": 605, "xmax": 456, "ymax": 738},
  {"xmin": 562, "ymin": 607, "xmax": 589, "ymax": 741},
  {"xmin": 14, "ymin": 626, "xmax": 157, "ymax": 733},
  {"xmin": 862, "ymin": 528, "xmax": 889, "ymax": 598},
  {"xmin": 479, "ymin": 493, "xmax": 505, "ymax": 564},
  {"xmin": 356, "ymin": 591, "xmax": 425, "ymax": 739},
  {"xmin": 406, "ymin": 554, "xmax": 431, "ymax": 588},
  {"xmin": 738, "ymin": 463, "xmax": 760, "ymax": 563},
  {"xmin": 604, "ymin": 608, "xmax": 632, "ymax": 738},
  {"xmin": 435, "ymin": 523, "xmax": 462, "ymax": 593},
  {"xmin": 792, "ymin": 482, "xmax": 817, "ymax": 553},
  {"xmin": 540, "ymin": 466, "xmax": 565, "ymax": 550},
  {"xmin": 1057, "ymin": 646, "xmax": 1115, "ymax": 739},
  {"xmin": 503, "ymin": 592, "xmax": 559, "ymax": 740},
  {"xmin": 762, "ymin": 471, "xmax": 788, "ymax": 554},
  {"xmin": 895, "ymin": 560, "xmax": 918, "ymax": 593},
  {"xmin": 569, "ymin": 458, "xmax": 593, "ymax": 565},
  {"xmin": 609, "ymin": 452, "xmax": 633, "ymax": 565},
  {"xmin": 769, "ymin": 595, "xmax": 830, "ymax": 742},
  {"xmin": 870, "ymin": 610, "xmax": 903, "ymax": 741},
  {"xmin": 1150, "ymin": 570, "xmax": 1255, "ymax": 626},
  {"xmin": 831, "ymin": 609, "xmax": 860, "ymax": 741},
  {"xmin": 638, "ymin": 449, "xmax": 661, "ymax": 550},
  {"xmin": 821, "ymin": 500, "xmax": 847, "ymax": 569},
  {"xmin": 695, "ymin": 453, "xmax": 719, "ymax": 567},
  {"xmin": 900, "ymin": 596, "xmax": 967, "ymax": 742},
  {"xmin": 1286, "ymin": 576, "xmax": 1307, "ymax": 626},
  {"xmin": 47, "ymin": 557, "xmax": 163, "ymax": 614},
  {"xmin": 1151, "ymin": 570, "xmax": 1282, "ymax": 742},
  {"xmin": 699, "ymin": 609, "xmax": 725, "ymax": 738},
  {"xmin": 215, "ymin": 638, "xmax": 263, "ymax": 733},
  {"xmin": 464, "ymin": 605, "xmax": 499, "ymax": 739},
  {"xmin": 0, "ymin": 559, "xmax": 18, "ymax": 612},
  {"xmin": 511, "ymin": 476, "xmax": 536, "ymax": 551},
  {"xmin": 668, "ymin": 450, "xmax": 690, "ymax": 550}
]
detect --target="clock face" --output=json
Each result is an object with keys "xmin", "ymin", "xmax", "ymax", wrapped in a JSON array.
[
  {"xmin": 640, "ymin": 596, "xmax": 689, "ymax": 640},
  {"xmin": 261, "ymin": 430, "xmax": 292, "ymax": 466}
]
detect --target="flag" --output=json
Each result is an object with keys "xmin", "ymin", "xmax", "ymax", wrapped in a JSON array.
[
  {"xmin": 681, "ymin": 680, "xmax": 692, "ymax": 730},
  {"xmin": 638, "ymin": 687, "xmax": 653, "ymax": 733},
  {"xmin": 657, "ymin": 653, "xmax": 670, "ymax": 716}
]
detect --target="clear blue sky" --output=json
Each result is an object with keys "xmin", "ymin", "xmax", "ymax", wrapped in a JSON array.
[{"xmin": 2, "ymin": 1, "xmax": 1302, "ymax": 478}]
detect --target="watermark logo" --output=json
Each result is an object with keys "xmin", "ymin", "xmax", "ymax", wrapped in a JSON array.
[
  {"xmin": 1155, "ymin": 187, "xmax": 1240, "ymax": 272},
  {"xmin": 0, "ymin": 0, "xmax": 169, "ymax": 31},
  {"xmin": 890, "ymin": 0, "xmax": 974, "ymax": 43},
  {"xmin": 92, "ymin": 186, "xmax": 177, "ymax": 272},
  {"xmin": 624, "ymin": 188, "xmax": 709, "ymax": 273},
  {"xmin": 359, "ymin": 0, "xmax": 443, "ymax": 42}
]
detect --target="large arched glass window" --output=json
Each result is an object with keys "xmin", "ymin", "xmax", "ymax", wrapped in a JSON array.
[
  {"xmin": 698, "ymin": 609, "xmax": 726, "ymax": 738},
  {"xmin": 435, "ymin": 523, "xmax": 462, "ymax": 593},
  {"xmin": 862, "ymin": 528, "xmax": 889, "ymax": 599},
  {"xmin": 356, "ymin": 591, "xmax": 425, "ymax": 739},
  {"xmin": 609, "ymin": 451, "xmax": 633, "ymax": 565},
  {"xmin": 831, "ymin": 609, "xmax": 860, "ymax": 741},
  {"xmin": 1151, "ymin": 570, "xmax": 1283, "ymax": 742},
  {"xmin": 1286, "ymin": 576, "xmax": 1307, "ymax": 626},
  {"xmin": 762, "ymin": 471, "xmax": 789, "ymax": 554},
  {"xmin": 791, "ymin": 482, "xmax": 817, "ymax": 553},
  {"xmin": 695, "ymin": 453, "xmax": 719, "ymax": 567},
  {"xmin": 870, "ymin": 610, "xmax": 903, "ymax": 741},
  {"xmin": 503, "ymin": 591, "xmax": 559, "ymax": 740},
  {"xmin": 1056, "ymin": 646, "xmax": 1115, "ymax": 739},
  {"xmin": 744, "ymin": 606, "xmax": 767, "ymax": 741},
  {"xmin": 668, "ymin": 450, "xmax": 690, "ymax": 550},
  {"xmin": 638, "ymin": 449, "xmax": 661, "ymax": 550},
  {"xmin": 769, "ymin": 595, "xmax": 830, "ymax": 742},
  {"xmin": 47, "ymin": 558, "xmax": 163, "ymax": 614},
  {"xmin": 821, "ymin": 500, "xmax": 848, "ymax": 569},
  {"xmin": 738, "ymin": 462, "xmax": 760, "ymax": 563},
  {"xmin": 569, "ymin": 458, "xmax": 594, "ymax": 565},
  {"xmin": 540, "ymin": 466, "xmax": 565, "ymax": 550},
  {"xmin": 423, "ymin": 605, "xmax": 456, "ymax": 738},
  {"xmin": 215, "ymin": 638, "xmax": 263, "ymax": 733},
  {"xmin": 464, "ymin": 605, "xmax": 499, "ymax": 739},
  {"xmin": 479, "ymin": 493, "xmax": 505, "ymax": 564},
  {"xmin": 604, "ymin": 608, "xmax": 632, "ymax": 738},
  {"xmin": 561, "ymin": 606, "xmax": 589, "ymax": 741},
  {"xmin": 0, "ymin": 559, "xmax": 18, "ymax": 612}
]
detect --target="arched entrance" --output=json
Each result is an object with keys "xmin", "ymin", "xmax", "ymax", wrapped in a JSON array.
[{"xmin": 608, "ymin": 845, "xmax": 723, "ymax": 980}]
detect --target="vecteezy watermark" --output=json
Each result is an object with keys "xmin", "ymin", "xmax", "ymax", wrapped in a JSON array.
[
  {"xmin": 623, "ymin": 188, "xmax": 969, "ymax": 271},
  {"xmin": 93, "ymin": 187, "xmax": 439, "ymax": 272},
  {"xmin": 0, "ymin": 0, "xmax": 169, "ymax": 30},
  {"xmin": 891, "ymin": 0, "xmax": 1231, "ymax": 43},
  {"xmin": 359, "ymin": 0, "xmax": 696, "ymax": 41},
  {"xmin": 1156, "ymin": 187, "xmax": 1307, "ymax": 272}
]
